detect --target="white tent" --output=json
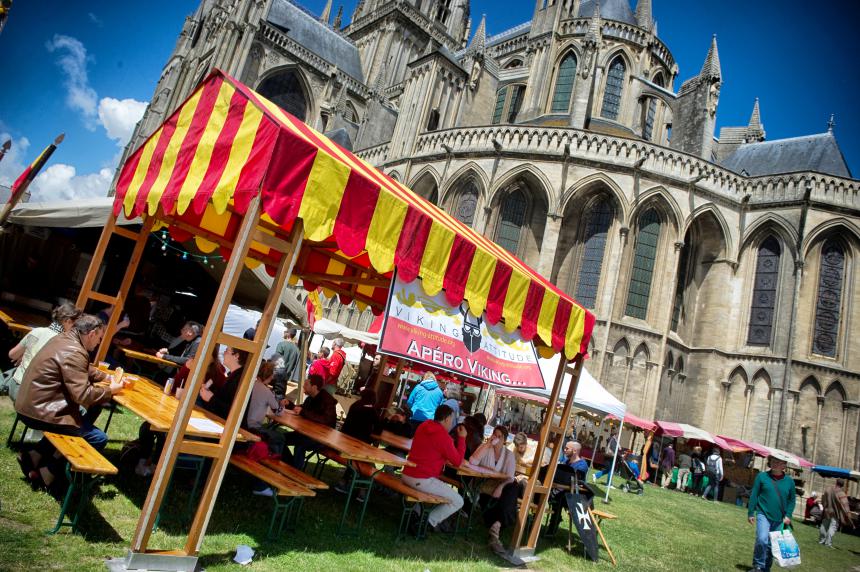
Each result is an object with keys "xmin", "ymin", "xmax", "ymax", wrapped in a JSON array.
[
  {"xmin": 311, "ymin": 317, "xmax": 379, "ymax": 346},
  {"xmin": 9, "ymin": 197, "xmax": 138, "ymax": 228},
  {"xmin": 223, "ymin": 304, "xmax": 289, "ymax": 361},
  {"xmin": 531, "ymin": 353, "xmax": 626, "ymax": 419}
]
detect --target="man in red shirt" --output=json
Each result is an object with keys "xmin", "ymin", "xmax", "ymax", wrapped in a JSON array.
[
  {"xmin": 402, "ymin": 403, "xmax": 467, "ymax": 533},
  {"xmin": 324, "ymin": 338, "xmax": 347, "ymax": 395}
]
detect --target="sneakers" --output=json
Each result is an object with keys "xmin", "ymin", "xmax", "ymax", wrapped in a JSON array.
[
  {"xmin": 591, "ymin": 474, "xmax": 597, "ymax": 483},
  {"xmin": 430, "ymin": 518, "xmax": 455, "ymax": 534},
  {"xmin": 333, "ymin": 481, "xmax": 350, "ymax": 494},
  {"xmin": 253, "ymin": 487, "xmax": 275, "ymax": 497}
]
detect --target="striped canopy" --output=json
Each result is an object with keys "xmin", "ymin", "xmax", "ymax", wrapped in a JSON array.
[{"xmin": 113, "ymin": 69, "xmax": 595, "ymax": 358}]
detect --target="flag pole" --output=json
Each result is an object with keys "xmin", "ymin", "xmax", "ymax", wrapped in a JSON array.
[{"xmin": 0, "ymin": 133, "xmax": 64, "ymax": 227}]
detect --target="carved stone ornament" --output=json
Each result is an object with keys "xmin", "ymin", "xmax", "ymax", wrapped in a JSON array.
[{"xmin": 708, "ymin": 81, "xmax": 721, "ymax": 117}]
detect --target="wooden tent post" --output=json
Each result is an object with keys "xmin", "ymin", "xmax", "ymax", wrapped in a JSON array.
[
  {"xmin": 509, "ymin": 354, "xmax": 585, "ymax": 561},
  {"xmin": 75, "ymin": 214, "xmax": 155, "ymax": 363},
  {"xmin": 296, "ymin": 326, "xmax": 310, "ymax": 405},
  {"xmin": 126, "ymin": 198, "xmax": 302, "ymax": 567}
]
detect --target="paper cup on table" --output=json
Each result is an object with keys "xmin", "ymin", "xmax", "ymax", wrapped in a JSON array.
[{"xmin": 97, "ymin": 361, "xmax": 110, "ymax": 372}]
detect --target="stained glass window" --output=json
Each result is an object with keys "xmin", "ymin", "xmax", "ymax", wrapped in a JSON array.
[
  {"xmin": 507, "ymin": 85, "xmax": 525, "ymax": 123},
  {"xmin": 551, "ymin": 53, "xmax": 577, "ymax": 113},
  {"xmin": 747, "ymin": 237, "xmax": 780, "ymax": 346},
  {"xmin": 495, "ymin": 189, "xmax": 527, "ymax": 254},
  {"xmin": 625, "ymin": 209, "xmax": 661, "ymax": 319},
  {"xmin": 575, "ymin": 198, "xmax": 614, "ymax": 308},
  {"xmin": 257, "ymin": 71, "xmax": 307, "ymax": 121},
  {"xmin": 643, "ymin": 98, "xmax": 657, "ymax": 141},
  {"xmin": 492, "ymin": 87, "xmax": 507, "ymax": 124},
  {"xmin": 454, "ymin": 182, "xmax": 479, "ymax": 226},
  {"xmin": 601, "ymin": 57, "xmax": 626, "ymax": 120},
  {"xmin": 812, "ymin": 239, "xmax": 845, "ymax": 357}
]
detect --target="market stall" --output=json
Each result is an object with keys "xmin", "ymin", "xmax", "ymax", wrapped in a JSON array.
[{"xmin": 82, "ymin": 69, "xmax": 595, "ymax": 569}]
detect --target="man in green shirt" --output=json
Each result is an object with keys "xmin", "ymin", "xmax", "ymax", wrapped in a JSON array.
[{"xmin": 747, "ymin": 456, "xmax": 796, "ymax": 572}]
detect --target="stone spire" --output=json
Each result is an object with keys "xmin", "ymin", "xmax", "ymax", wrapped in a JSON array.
[
  {"xmin": 320, "ymin": 0, "xmax": 333, "ymax": 24},
  {"xmin": 745, "ymin": 98, "xmax": 765, "ymax": 142},
  {"xmin": 584, "ymin": 1, "xmax": 601, "ymax": 46},
  {"xmin": 333, "ymin": 5, "xmax": 343, "ymax": 28},
  {"xmin": 700, "ymin": 34, "xmax": 721, "ymax": 80},
  {"xmin": 467, "ymin": 14, "xmax": 486, "ymax": 53},
  {"xmin": 373, "ymin": 61, "xmax": 388, "ymax": 96},
  {"xmin": 634, "ymin": 0, "xmax": 652, "ymax": 30}
]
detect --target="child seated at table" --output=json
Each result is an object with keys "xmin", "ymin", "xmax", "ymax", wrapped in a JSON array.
[{"xmin": 246, "ymin": 360, "xmax": 286, "ymax": 455}]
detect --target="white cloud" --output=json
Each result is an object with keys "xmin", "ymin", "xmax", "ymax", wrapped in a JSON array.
[
  {"xmin": 0, "ymin": 133, "xmax": 31, "ymax": 189},
  {"xmin": 46, "ymin": 34, "xmax": 98, "ymax": 130},
  {"xmin": 88, "ymin": 12, "xmax": 104, "ymax": 27},
  {"xmin": 29, "ymin": 164, "xmax": 113, "ymax": 201},
  {"xmin": 98, "ymin": 97, "xmax": 147, "ymax": 147}
]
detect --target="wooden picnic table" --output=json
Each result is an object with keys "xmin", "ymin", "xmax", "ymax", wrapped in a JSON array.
[
  {"xmin": 0, "ymin": 306, "xmax": 50, "ymax": 335},
  {"xmin": 454, "ymin": 461, "xmax": 509, "ymax": 481},
  {"xmin": 111, "ymin": 374, "xmax": 258, "ymax": 442},
  {"xmin": 121, "ymin": 347, "xmax": 179, "ymax": 368},
  {"xmin": 371, "ymin": 431, "xmax": 413, "ymax": 453},
  {"xmin": 271, "ymin": 411, "xmax": 411, "ymax": 468}
]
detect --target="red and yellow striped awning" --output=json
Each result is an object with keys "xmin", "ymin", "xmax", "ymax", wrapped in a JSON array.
[{"xmin": 113, "ymin": 70, "xmax": 595, "ymax": 358}]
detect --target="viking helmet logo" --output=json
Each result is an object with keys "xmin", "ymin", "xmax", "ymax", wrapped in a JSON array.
[{"xmin": 459, "ymin": 303, "xmax": 483, "ymax": 353}]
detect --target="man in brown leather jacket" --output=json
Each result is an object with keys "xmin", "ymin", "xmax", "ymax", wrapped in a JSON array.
[{"xmin": 16, "ymin": 314, "xmax": 125, "ymax": 487}]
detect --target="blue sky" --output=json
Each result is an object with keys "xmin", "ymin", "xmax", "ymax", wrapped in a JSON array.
[{"xmin": 1, "ymin": 0, "xmax": 857, "ymax": 200}]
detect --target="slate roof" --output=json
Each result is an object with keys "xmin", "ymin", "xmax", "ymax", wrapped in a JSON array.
[
  {"xmin": 487, "ymin": 21, "xmax": 531, "ymax": 47},
  {"xmin": 266, "ymin": 0, "xmax": 364, "ymax": 82},
  {"xmin": 577, "ymin": 0, "xmax": 637, "ymax": 25},
  {"xmin": 720, "ymin": 132, "xmax": 852, "ymax": 178}
]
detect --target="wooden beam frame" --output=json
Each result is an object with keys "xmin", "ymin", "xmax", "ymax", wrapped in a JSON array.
[
  {"xmin": 125, "ymin": 197, "xmax": 303, "ymax": 562},
  {"xmin": 76, "ymin": 214, "xmax": 155, "ymax": 363},
  {"xmin": 509, "ymin": 354, "xmax": 585, "ymax": 560}
]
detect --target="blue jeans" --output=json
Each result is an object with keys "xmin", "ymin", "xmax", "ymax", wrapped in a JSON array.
[
  {"xmin": 594, "ymin": 469, "xmax": 609, "ymax": 482},
  {"xmin": 702, "ymin": 478, "xmax": 720, "ymax": 500},
  {"xmin": 753, "ymin": 513, "xmax": 781, "ymax": 571},
  {"xmin": 22, "ymin": 406, "xmax": 107, "ymax": 451}
]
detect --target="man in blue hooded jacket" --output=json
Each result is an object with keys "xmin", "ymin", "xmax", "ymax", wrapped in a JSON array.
[{"xmin": 407, "ymin": 372, "xmax": 444, "ymax": 433}]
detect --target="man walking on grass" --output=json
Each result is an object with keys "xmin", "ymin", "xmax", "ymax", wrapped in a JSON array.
[
  {"xmin": 747, "ymin": 456, "xmax": 796, "ymax": 572},
  {"xmin": 820, "ymin": 479, "xmax": 852, "ymax": 547}
]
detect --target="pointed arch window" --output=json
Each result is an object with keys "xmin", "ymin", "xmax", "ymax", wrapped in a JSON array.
[
  {"xmin": 747, "ymin": 237, "xmax": 781, "ymax": 346},
  {"xmin": 492, "ymin": 88, "xmax": 506, "ymax": 124},
  {"xmin": 493, "ymin": 84, "xmax": 526, "ymax": 124},
  {"xmin": 257, "ymin": 70, "xmax": 308, "ymax": 121},
  {"xmin": 812, "ymin": 239, "xmax": 845, "ymax": 357},
  {"xmin": 601, "ymin": 56, "xmax": 626, "ymax": 120},
  {"xmin": 625, "ymin": 208, "xmax": 661, "ymax": 319},
  {"xmin": 643, "ymin": 98, "xmax": 658, "ymax": 141},
  {"xmin": 453, "ymin": 182, "xmax": 479, "ymax": 226},
  {"xmin": 495, "ymin": 189, "xmax": 528, "ymax": 254},
  {"xmin": 670, "ymin": 243, "xmax": 690, "ymax": 332},
  {"xmin": 575, "ymin": 197, "xmax": 614, "ymax": 308},
  {"xmin": 550, "ymin": 53, "xmax": 577, "ymax": 113}
]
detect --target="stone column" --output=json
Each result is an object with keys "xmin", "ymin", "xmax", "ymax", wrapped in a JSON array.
[{"xmin": 536, "ymin": 213, "xmax": 562, "ymax": 279}]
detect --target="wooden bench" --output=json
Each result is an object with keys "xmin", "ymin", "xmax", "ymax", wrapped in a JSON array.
[
  {"xmin": 43, "ymin": 432, "xmax": 117, "ymax": 534},
  {"xmin": 230, "ymin": 455, "xmax": 316, "ymax": 538},
  {"xmin": 260, "ymin": 458, "xmax": 329, "ymax": 490}
]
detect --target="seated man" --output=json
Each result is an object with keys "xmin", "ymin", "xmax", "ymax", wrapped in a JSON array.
[
  {"xmin": 402, "ymin": 404, "xmax": 467, "ymax": 534},
  {"xmin": 281, "ymin": 374, "xmax": 338, "ymax": 470},
  {"xmin": 156, "ymin": 321, "xmax": 202, "ymax": 367},
  {"xmin": 547, "ymin": 441, "xmax": 590, "ymax": 534},
  {"xmin": 15, "ymin": 314, "xmax": 126, "ymax": 489}
]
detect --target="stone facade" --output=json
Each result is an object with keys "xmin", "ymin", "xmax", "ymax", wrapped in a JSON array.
[{"xmin": 120, "ymin": 0, "xmax": 859, "ymax": 470}]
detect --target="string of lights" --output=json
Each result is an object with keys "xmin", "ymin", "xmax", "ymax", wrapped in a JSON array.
[{"xmin": 152, "ymin": 229, "xmax": 220, "ymax": 268}]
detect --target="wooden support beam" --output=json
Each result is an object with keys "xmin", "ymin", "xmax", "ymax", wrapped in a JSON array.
[
  {"xmin": 184, "ymin": 219, "xmax": 302, "ymax": 556},
  {"xmin": 252, "ymin": 228, "xmax": 292, "ymax": 253},
  {"xmin": 178, "ymin": 440, "xmax": 221, "ymax": 458},
  {"xmin": 298, "ymin": 272, "xmax": 390, "ymax": 288},
  {"xmin": 130, "ymin": 198, "xmax": 274, "ymax": 556},
  {"xmin": 508, "ymin": 354, "xmax": 585, "ymax": 559},
  {"xmin": 112, "ymin": 225, "xmax": 141, "ymax": 241},
  {"xmin": 216, "ymin": 332, "xmax": 258, "ymax": 354},
  {"xmin": 88, "ymin": 292, "xmax": 118, "ymax": 306}
]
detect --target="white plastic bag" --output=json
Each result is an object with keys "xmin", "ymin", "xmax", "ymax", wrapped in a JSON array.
[{"xmin": 770, "ymin": 526, "xmax": 801, "ymax": 568}]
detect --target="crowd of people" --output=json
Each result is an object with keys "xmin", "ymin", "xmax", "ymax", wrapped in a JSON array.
[{"xmin": 4, "ymin": 302, "xmax": 858, "ymax": 565}]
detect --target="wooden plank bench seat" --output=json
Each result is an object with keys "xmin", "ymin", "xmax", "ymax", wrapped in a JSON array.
[
  {"xmin": 230, "ymin": 454, "xmax": 315, "ymax": 538},
  {"xmin": 260, "ymin": 458, "xmax": 329, "ymax": 490},
  {"xmin": 43, "ymin": 432, "xmax": 118, "ymax": 534}
]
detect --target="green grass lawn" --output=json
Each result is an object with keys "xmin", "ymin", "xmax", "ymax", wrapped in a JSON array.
[{"xmin": 0, "ymin": 398, "xmax": 857, "ymax": 572}]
